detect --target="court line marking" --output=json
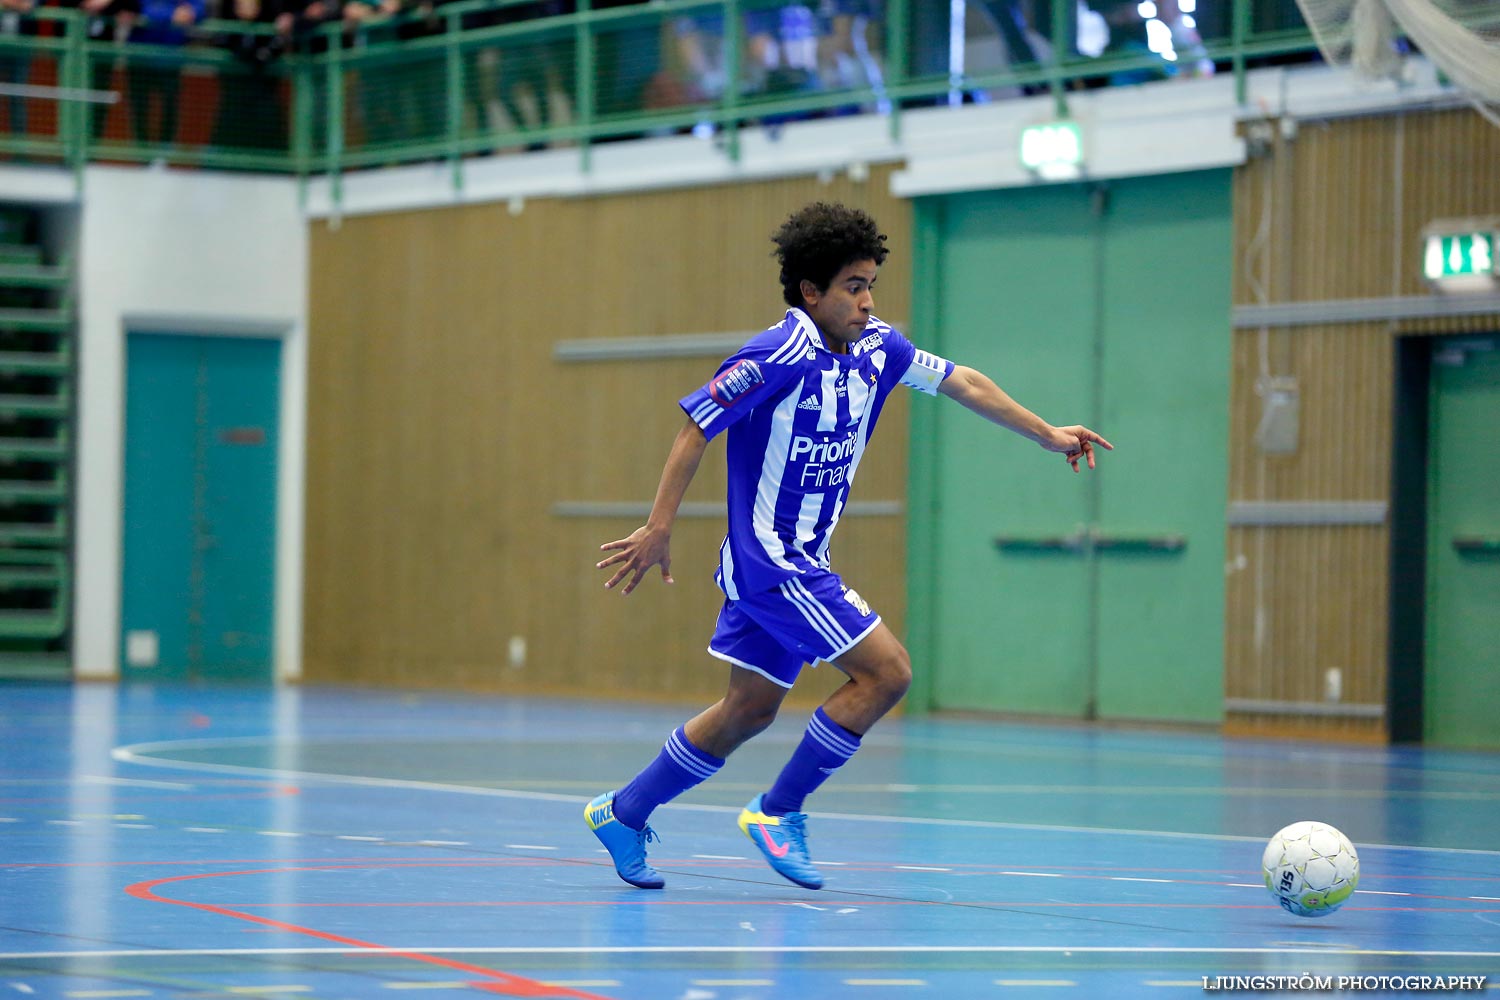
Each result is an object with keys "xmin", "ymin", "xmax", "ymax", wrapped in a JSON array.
[
  {"xmin": 10, "ymin": 946, "xmax": 1500, "ymax": 959},
  {"xmin": 123, "ymin": 869, "xmax": 614, "ymax": 1000},
  {"xmin": 109, "ymin": 741, "xmax": 1500, "ymax": 856}
]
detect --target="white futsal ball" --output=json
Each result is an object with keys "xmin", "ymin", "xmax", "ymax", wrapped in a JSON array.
[{"xmin": 1262, "ymin": 821, "xmax": 1360, "ymax": 918}]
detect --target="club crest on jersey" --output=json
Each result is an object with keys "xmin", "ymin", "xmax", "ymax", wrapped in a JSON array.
[
  {"xmin": 842, "ymin": 587, "xmax": 872, "ymax": 617},
  {"xmin": 710, "ymin": 359, "xmax": 764, "ymax": 407}
]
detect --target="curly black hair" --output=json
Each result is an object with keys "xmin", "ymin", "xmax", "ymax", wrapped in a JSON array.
[{"xmin": 771, "ymin": 202, "xmax": 890, "ymax": 308}]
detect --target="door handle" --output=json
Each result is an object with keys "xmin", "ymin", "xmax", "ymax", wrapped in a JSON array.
[
  {"xmin": 1453, "ymin": 536, "xmax": 1500, "ymax": 555},
  {"xmin": 994, "ymin": 528, "xmax": 1186, "ymax": 554}
]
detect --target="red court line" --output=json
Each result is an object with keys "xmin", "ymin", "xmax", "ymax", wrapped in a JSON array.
[{"xmin": 124, "ymin": 867, "xmax": 615, "ymax": 999}]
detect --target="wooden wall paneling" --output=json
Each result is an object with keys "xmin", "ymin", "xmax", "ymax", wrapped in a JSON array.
[
  {"xmin": 1226, "ymin": 106, "xmax": 1500, "ymax": 742},
  {"xmin": 306, "ymin": 168, "xmax": 912, "ymax": 707}
]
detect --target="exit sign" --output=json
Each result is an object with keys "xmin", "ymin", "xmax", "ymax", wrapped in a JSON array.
[
  {"xmin": 1020, "ymin": 121, "xmax": 1083, "ymax": 181},
  {"xmin": 1424, "ymin": 230, "xmax": 1496, "ymax": 287}
]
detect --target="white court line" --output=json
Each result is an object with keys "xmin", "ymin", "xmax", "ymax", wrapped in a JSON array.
[
  {"xmin": 692, "ymin": 854, "xmax": 747, "ymax": 861},
  {"xmin": 1110, "ymin": 877, "xmax": 1172, "ymax": 883},
  {"xmin": 380, "ymin": 983, "xmax": 468, "ymax": 990},
  {"xmin": 503, "ymin": 844, "xmax": 557, "ymax": 851},
  {"xmin": 81, "ymin": 775, "xmax": 194, "ymax": 791},
  {"xmin": 1360, "ymin": 890, "xmax": 1411, "ymax": 896},
  {"xmin": 1002, "ymin": 872, "xmax": 1063, "ymax": 878},
  {"xmin": 109, "ymin": 737, "xmax": 1500, "ymax": 857},
  {"xmin": 895, "ymin": 866, "xmax": 952, "ymax": 872},
  {"xmin": 10, "ymin": 946, "xmax": 1500, "ymax": 960}
]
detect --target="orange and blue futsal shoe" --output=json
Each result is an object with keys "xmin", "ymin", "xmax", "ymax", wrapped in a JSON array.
[
  {"xmin": 738, "ymin": 793, "xmax": 823, "ymax": 889},
  {"xmin": 585, "ymin": 791, "xmax": 664, "ymax": 889}
]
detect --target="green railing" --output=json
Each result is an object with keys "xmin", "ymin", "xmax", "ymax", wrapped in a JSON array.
[{"xmin": 0, "ymin": 0, "xmax": 1326, "ymax": 189}]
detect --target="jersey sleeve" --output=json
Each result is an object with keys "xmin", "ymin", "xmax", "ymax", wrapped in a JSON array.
[
  {"xmin": 678, "ymin": 332, "xmax": 806, "ymax": 441},
  {"xmin": 880, "ymin": 325, "xmax": 955, "ymax": 396}
]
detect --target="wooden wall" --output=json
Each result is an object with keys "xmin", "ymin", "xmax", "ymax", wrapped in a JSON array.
[
  {"xmin": 1226, "ymin": 107, "xmax": 1500, "ymax": 742},
  {"xmin": 305, "ymin": 169, "xmax": 913, "ymax": 708}
]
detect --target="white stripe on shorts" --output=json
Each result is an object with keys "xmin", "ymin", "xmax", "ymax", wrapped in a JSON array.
[{"xmin": 779, "ymin": 578, "xmax": 852, "ymax": 652}]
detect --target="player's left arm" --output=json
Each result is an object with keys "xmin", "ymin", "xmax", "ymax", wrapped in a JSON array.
[{"xmin": 937, "ymin": 364, "xmax": 1113, "ymax": 473}]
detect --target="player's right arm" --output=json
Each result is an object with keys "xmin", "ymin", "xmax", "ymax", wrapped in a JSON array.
[{"xmin": 597, "ymin": 418, "xmax": 708, "ymax": 595}]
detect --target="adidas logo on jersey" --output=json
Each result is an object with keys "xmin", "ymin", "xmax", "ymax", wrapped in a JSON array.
[{"xmin": 797, "ymin": 395, "xmax": 821, "ymax": 411}]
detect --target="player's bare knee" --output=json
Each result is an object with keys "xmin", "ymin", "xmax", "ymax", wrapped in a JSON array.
[{"xmin": 878, "ymin": 650, "xmax": 912, "ymax": 702}]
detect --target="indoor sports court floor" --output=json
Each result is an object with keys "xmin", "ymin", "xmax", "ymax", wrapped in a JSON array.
[{"xmin": 2, "ymin": 683, "xmax": 1498, "ymax": 998}]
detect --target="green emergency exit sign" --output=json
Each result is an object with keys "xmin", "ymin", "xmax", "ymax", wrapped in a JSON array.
[
  {"xmin": 1424, "ymin": 231, "xmax": 1495, "ymax": 283},
  {"xmin": 1020, "ymin": 121, "xmax": 1083, "ymax": 180}
]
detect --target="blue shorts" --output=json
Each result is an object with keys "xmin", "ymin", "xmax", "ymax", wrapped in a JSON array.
[{"xmin": 707, "ymin": 569, "xmax": 882, "ymax": 688}]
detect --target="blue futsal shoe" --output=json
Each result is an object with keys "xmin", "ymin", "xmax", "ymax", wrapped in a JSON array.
[
  {"xmin": 738, "ymin": 794, "xmax": 823, "ymax": 889},
  {"xmin": 585, "ymin": 791, "xmax": 664, "ymax": 889}
]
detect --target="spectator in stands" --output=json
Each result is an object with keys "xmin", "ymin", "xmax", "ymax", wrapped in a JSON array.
[
  {"xmin": 126, "ymin": 0, "xmax": 204, "ymax": 145},
  {"xmin": 468, "ymin": 1, "xmax": 574, "ymax": 152},
  {"xmin": 382, "ymin": 0, "xmax": 450, "ymax": 145},
  {"xmin": 214, "ymin": 0, "xmax": 292, "ymax": 150},
  {"xmin": 64, "ymin": 0, "xmax": 140, "ymax": 139},
  {"xmin": 669, "ymin": 6, "xmax": 820, "ymax": 113},
  {"xmin": 0, "ymin": 0, "xmax": 36, "ymax": 139},
  {"xmin": 816, "ymin": 0, "xmax": 885, "ymax": 103},
  {"xmin": 1086, "ymin": 0, "xmax": 1212, "ymax": 84},
  {"xmin": 340, "ymin": 0, "xmax": 400, "ymax": 148}
]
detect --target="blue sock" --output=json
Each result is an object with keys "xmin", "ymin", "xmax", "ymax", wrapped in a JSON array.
[
  {"xmin": 762, "ymin": 707, "xmax": 862, "ymax": 817},
  {"xmin": 612, "ymin": 726, "xmax": 724, "ymax": 831}
]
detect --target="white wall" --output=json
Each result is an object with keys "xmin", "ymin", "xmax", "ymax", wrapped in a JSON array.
[{"xmin": 74, "ymin": 165, "xmax": 307, "ymax": 681}]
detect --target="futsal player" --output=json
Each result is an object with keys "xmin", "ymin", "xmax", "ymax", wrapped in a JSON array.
[{"xmin": 586, "ymin": 202, "xmax": 1111, "ymax": 890}]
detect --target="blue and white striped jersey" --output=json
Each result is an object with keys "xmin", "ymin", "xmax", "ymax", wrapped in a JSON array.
[{"xmin": 679, "ymin": 308, "xmax": 954, "ymax": 599}]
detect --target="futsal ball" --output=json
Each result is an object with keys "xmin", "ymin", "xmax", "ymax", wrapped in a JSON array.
[{"xmin": 1261, "ymin": 821, "xmax": 1360, "ymax": 918}]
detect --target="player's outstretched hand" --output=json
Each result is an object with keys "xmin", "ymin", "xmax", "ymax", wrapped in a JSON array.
[
  {"xmin": 597, "ymin": 524, "xmax": 673, "ymax": 596},
  {"xmin": 1045, "ymin": 425, "xmax": 1114, "ymax": 473}
]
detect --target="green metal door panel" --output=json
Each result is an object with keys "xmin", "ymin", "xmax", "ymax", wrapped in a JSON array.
[
  {"xmin": 121, "ymin": 336, "xmax": 200, "ymax": 681},
  {"xmin": 200, "ymin": 336, "xmax": 281, "ymax": 681},
  {"xmin": 1425, "ymin": 343, "xmax": 1500, "ymax": 749},
  {"xmin": 1094, "ymin": 171, "xmax": 1230, "ymax": 723},
  {"xmin": 121, "ymin": 333, "xmax": 280, "ymax": 683},
  {"xmin": 925, "ymin": 187, "xmax": 1098, "ymax": 715}
]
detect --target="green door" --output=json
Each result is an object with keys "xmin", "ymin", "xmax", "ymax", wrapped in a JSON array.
[
  {"xmin": 912, "ymin": 172, "xmax": 1229, "ymax": 723},
  {"xmin": 1425, "ymin": 340, "xmax": 1500, "ymax": 748},
  {"xmin": 121, "ymin": 333, "xmax": 281, "ymax": 682}
]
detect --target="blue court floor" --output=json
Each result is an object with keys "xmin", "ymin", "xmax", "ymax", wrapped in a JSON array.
[{"xmin": 2, "ymin": 683, "xmax": 1498, "ymax": 999}]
